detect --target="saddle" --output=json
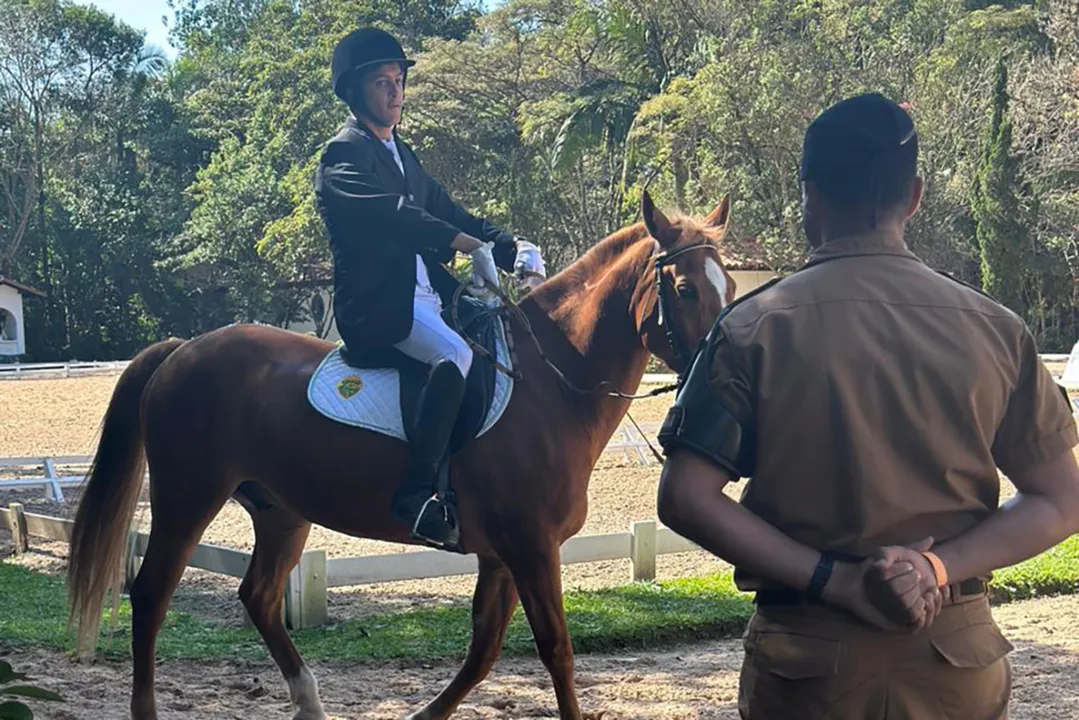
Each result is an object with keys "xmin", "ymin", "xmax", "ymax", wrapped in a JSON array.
[{"xmin": 335, "ymin": 294, "xmax": 504, "ymax": 454}]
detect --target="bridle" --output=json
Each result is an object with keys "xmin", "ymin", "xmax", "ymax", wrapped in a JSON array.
[
  {"xmin": 651, "ymin": 242, "xmax": 720, "ymax": 375},
  {"xmin": 454, "ymin": 241, "xmax": 721, "ymax": 402},
  {"xmin": 449, "ymin": 241, "xmax": 721, "ymax": 465}
]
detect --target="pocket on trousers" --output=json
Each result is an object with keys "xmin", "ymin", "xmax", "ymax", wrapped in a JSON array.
[
  {"xmin": 930, "ymin": 622, "xmax": 1014, "ymax": 669},
  {"xmin": 749, "ymin": 631, "xmax": 842, "ymax": 680}
]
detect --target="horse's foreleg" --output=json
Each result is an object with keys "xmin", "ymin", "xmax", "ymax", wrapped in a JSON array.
[
  {"xmin": 238, "ymin": 504, "xmax": 324, "ymax": 720},
  {"xmin": 510, "ymin": 545, "xmax": 584, "ymax": 720},
  {"xmin": 407, "ymin": 556, "xmax": 519, "ymax": 720}
]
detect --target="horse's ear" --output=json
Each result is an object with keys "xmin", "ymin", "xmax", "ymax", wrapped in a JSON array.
[
  {"xmin": 704, "ymin": 193, "xmax": 731, "ymax": 229},
  {"xmin": 642, "ymin": 190, "xmax": 677, "ymax": 248}
]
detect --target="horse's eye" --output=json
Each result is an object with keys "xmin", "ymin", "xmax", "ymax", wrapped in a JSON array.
[{"xmin": 676, "ymin": 283, "xmax": 697, "ymax": 301}]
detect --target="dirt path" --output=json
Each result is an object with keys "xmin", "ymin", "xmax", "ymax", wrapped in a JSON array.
[{"xmin": 6, "ymin": 593, "xmax": 1079, "ymax": 720}]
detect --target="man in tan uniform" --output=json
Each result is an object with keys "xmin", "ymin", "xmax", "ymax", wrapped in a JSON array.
[{"xmin": 656, "ymin": 93, "xmax": 1079, "ymax": 719}]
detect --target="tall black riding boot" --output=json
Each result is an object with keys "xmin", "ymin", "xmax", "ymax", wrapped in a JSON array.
[{"xmin": 390, "ymin": 359, "xmax": 466, "ymax": 551}]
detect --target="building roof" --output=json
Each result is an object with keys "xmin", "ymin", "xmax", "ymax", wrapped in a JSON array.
[
  {"xmin": 0, "ymin": 276, "xmax": 46, "ymax": 298},
  {"xmin": 717, "ymin": 235, "xmax": 783, "ymax": 272}
]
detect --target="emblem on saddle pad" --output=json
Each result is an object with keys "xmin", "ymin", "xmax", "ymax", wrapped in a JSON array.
[{"xmin": 337, "ymin": 375, "xmax": 364, "ymax": 399}]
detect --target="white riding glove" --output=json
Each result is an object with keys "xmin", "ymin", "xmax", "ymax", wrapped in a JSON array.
[
  {"xmin": 469, "ymin": 242, "xmax": 500, "ymax": 290},
  {"xmin": 513, "ymin": 239, "xmax": 547, "ymax": 281}
]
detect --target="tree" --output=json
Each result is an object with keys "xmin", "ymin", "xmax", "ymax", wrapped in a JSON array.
[{"xmin": 971, "ymin": 56, "xmax": 1030, "ymax": 317}]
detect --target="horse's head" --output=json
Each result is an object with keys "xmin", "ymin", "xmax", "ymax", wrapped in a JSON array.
[{"xmin": 635, "ymin": 190, "xmax": 736, "ymax": 374}]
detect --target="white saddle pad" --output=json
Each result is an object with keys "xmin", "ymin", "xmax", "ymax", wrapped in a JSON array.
[{"xmin": 307, "ymin": 320, "xmax": 515, "ymax": 442}]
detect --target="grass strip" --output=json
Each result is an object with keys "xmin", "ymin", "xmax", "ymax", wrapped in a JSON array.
[{"xmin": 1, "ymin": 535, "xmax": 1076, "ymax": 662}]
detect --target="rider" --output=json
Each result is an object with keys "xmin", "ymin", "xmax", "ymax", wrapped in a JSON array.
[{"xmin": 314, "ymin": 26, "xmax": 529, "ymax": 550}]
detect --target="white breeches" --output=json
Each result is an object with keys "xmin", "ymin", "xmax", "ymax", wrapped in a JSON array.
[{"xmin": 393, "ymin": 257, "xmax": 473, "ymax": 378}]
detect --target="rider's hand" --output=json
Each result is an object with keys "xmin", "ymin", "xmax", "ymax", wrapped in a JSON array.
[
  {"xmin": 514, "ymin": 239, "xmax": 547, "ymax": 281},
  {"xmin": 470, "ymin": 242, "xmax": 500, "ymax": 289}
]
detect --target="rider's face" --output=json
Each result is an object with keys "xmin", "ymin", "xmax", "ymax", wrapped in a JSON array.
[{"xmin": 358, "ymin": 62, "xmax": 405, "ymax": 128}]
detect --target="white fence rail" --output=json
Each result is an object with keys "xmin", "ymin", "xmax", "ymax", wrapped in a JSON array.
[
  {"xmin": 0, "ymin": 456, "xmax": 100, "ymax": 503},
  {"xmin": 0, "ymin": 418, "xmax": 662, "ymax": 506},
  {"xmin": 0, "ymin": 360, "xmax": 129, "ymax": 379},
  {"xmin": 2, "ymin": 501, "xmax": 700, "ymax": 632},
  {"xmin": 0, "ymin": 354, "xmax": 1069, "ymax": 382},
  {"xmin": 1, "ymin": 503, "xmax": 325, "ymax": 630}
]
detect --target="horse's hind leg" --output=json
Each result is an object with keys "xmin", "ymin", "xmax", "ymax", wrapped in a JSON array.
[
  {"xmin": 238, "ymin": 503, "xmax": 324, "ymax": 720},
  {"xmin": 130, "ymin": 475, "xmax": 233, "ymax": 720},
  {"xmin": 509, "ymin": 544, "xmax": 584, "ymax": 720},
  {"xmin": 407, "ymin": 556, "xmax": 519, "ymax": 720}
]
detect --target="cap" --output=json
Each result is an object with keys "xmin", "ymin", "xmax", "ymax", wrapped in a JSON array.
[{"xmin": 800, "ymin": 93, "xmax": 918, "ymax": 187}]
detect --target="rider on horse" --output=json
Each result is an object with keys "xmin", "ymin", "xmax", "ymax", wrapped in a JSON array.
[{"xmin": 314, "ymin": 26, "xmax": 534, "ymax": 548}]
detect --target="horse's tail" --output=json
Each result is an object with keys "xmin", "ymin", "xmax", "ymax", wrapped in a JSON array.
[{"xmin": 66, "ymin": 337, "xmax": 186, "ymax": 658}]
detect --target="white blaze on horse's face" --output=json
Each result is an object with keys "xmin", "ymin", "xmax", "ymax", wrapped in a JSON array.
[{"xmin": 705, "ymin": 257, "xmax": 729, "ymax": 309}]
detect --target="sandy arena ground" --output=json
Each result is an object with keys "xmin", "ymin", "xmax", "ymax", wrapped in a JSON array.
[
  {"xmin": 2, "ymin": 367, "xmax": 1078, "ymax": 720},
  {"xmin": 4, "ymin": 594, "xmax": 1079, "ymax": 719},
  {"xmin": 0, "ymin": 373, "xmax": 737, "ymax": 624}
]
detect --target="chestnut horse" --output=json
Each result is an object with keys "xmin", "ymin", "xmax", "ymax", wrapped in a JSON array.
[{"xmin": 65, "ymin": 191, "xmax": 737, "ymax": 720}]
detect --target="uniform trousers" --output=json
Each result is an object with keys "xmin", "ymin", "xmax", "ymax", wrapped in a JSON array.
[{"xmin": 738, "ymin": 594, "xmax": 1013, "ymax": 719}]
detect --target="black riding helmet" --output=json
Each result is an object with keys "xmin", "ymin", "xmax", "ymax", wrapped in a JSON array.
[{"xmin": 331, "ymin": 26, "xmax": 416, "ymax": 101}]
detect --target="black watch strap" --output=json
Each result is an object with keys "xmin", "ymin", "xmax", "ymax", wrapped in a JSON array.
[{"xmin": 806, "ymin": 553, "xmax": 835, "ymax": 603}]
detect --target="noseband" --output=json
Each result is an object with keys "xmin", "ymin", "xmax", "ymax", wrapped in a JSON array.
[{"xmin": 653, "ymin": 242, "xmax": 721, "ymax": 375}]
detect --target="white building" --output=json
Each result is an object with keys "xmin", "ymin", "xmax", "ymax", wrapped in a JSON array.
[{"xmin": 0, "ymin": 277, "xmax": 45, "ymax": 357}]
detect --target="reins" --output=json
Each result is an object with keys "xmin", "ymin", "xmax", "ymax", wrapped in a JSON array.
[
  {"xmin": 449, "ymin": 243, "xmax": 717, "ymax": 468},
  {"xmin": 450, "ymin": 242, "xmax": 719, "ymax": 404}
]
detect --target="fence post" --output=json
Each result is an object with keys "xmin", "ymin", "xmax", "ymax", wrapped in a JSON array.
[
  {"xmin": 284, "ymin": 550, "xmax": 327, "ymax": 630},
  {"xmin": 630, "ymin": 520, "xmax": 657, "ymax": 582},
  {"xmin": 7, "ymin": 503, "xmax": 28, "ymax": 554},
  {"xmin": 43, "ymin": 458, "xmax": 64, "ymax": 504}
]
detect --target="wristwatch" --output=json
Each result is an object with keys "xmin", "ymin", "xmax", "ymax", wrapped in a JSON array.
[{"xmin": 806, "ymin": 553, "xmax": 835, "ymax": 603}]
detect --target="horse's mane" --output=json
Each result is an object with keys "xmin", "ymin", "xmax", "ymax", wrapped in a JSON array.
[
  {"xmin": 537, "ymin": 212, "xmax": 717, "ymax": 301},
  {"xmin": 555, "ymin": 223, "xmax": 651, "ymax": 290}
]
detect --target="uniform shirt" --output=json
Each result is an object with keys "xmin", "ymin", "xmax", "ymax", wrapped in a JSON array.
[
  {"xmin": 687, "ymin": 231, "xmax": 1077, "ymax": 590},
  {"xmin": 379, "ymin": 134, "xmax": 439, "ymax": 306}
]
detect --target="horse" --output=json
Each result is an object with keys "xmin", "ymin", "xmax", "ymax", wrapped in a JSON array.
[{"xmin": 65, "ymin": 189, "xmax": 738, "ymax": 720}]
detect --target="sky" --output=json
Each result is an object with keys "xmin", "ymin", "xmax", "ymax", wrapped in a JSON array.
[
  {"xmin": 86, "ymin": 0, "xmax": 179, "ymax": 57},
  {"xmin": 85, "ymin": 0, "xmax": 500, "ymax": 61}
]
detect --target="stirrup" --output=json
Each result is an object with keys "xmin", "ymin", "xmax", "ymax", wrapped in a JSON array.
[{"xmin": 411, "ymin": 494, "xmax": 462, "ymax": 553}]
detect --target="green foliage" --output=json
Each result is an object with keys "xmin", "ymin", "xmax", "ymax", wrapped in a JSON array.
[
  {"xmin": 972, "ymin": 57, "xmax": 1029, "ymax": 316},
  {"xmin": 0, "ymin": 660, "xmax": 63, "ymax": 719},
  {"xmin": 3, "ymin": 0, "xmax": 1079, "ymax": 359}
]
